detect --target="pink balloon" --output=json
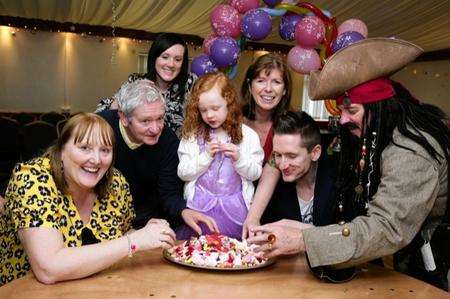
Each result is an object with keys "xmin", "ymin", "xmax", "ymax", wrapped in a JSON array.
[
  {"xmin": 228, "ymin": 0, "xmax": 259, "ymax": 14},
  {"xmin": 338, "ymin": 19, "xmax": 368, "ymax": 38},
  {"xmin": 287, "ymin": 46, "xmax": 321, "ymax": 74},
  {"xmin": 202, "ymin": 33, "xmax": 218, "ymax": 55},
  {"xmin": 210, "ymin": 5, "xmax": 242, "ymax": 38},
  {"xmin": 294, "ymin": 16, "xmax": 325, "ymax": 48}
]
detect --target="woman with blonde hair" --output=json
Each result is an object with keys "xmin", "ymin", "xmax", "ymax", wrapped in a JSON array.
[{"xmin": 1, "ymin": 113, "xmax": 175, "ymax": 286}]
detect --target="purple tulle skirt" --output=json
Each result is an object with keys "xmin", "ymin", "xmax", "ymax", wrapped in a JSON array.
[
  {"xmin": 176, "ymin": 193, "xmax": 247, "ymax": 240},
  {"xmin": 177, "ymin": 133, "xmax": 247, "ymax": 241}
]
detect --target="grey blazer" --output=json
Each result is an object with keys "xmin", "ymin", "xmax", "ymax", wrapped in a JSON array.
[{"xmin": 303, "ymin": 129, "xmax": 448, "ymax": 268}]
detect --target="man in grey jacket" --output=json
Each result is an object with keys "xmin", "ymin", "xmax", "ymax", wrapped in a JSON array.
[{"xmin": 248, "ymin": 38, "xmax": 449, "ymax": 290}]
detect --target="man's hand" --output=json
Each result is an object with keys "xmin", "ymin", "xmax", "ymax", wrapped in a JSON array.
[
  {"xmin": 247, "ymin": 221, "xmax": 313, "ymax": 259},
  {"xmin": 181, "ymin": 209, "xmax": 220, "ymax": 235},
  {"xmin": 271, "ymin": 219, "xmax": 309, "ymax": 230}
]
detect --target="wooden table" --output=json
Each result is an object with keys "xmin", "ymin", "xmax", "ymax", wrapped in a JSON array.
[{"xmin": 0, "ymin": 249, "xmax": 447, "ymax": 298}]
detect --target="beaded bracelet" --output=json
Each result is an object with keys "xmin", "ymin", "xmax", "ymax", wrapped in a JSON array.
[{"xmin": 126, "ymin": 234, "xmax": 137, "ymax": 258}]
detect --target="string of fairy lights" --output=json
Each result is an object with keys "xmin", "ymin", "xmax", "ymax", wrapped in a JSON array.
[
  {"xmin": 0, "ymin": 6, "xmax": 447, "ymax": 77},
  {"xmin": 110, "ymin": 0, "xmax": 117, "ymax": 65},
  {"xmin": 3, "ymin": 24, "xmax": 449, "ymax": 79},
  {"xmin": 403, "ymin": 66, "xmax": 450, "ymax": 79},
  {"xmin": 2, "ymin": 23, "xmax": 289, "ymax": 62},
  {"xmin": 1, "ymin": 0, "xmax": 289, "ymax": 63},
  {"xmin": 4, "ymin": 22, "xmax": 153, "ymax": 44}
]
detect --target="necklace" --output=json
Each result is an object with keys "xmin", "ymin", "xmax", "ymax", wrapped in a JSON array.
[{"xmin": 354, "ymin": 137, "xmax": 367, "ymax": 202}]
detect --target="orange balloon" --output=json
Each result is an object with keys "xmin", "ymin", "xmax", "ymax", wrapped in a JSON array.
[{"xmin": 325, "ymin": 99, "xmax": 341, "ymax": 116}]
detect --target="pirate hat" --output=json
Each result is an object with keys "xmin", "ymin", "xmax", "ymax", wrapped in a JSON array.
[{"xmin": 308, "ymin": 38, "xmax": 423, "ymax": 103}]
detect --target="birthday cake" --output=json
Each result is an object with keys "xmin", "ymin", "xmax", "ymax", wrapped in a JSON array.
[{"xmin": 166, "ymin": 234, "xmax": 267, "ymax": 268}]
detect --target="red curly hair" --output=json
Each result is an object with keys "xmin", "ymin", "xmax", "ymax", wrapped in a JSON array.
[{"xmin": 182, "ymin": 72, "xmax": 243, "ymax": 144}]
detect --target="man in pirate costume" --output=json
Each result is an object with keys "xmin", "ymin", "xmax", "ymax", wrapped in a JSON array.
[{"xmin": 248, "ymin": 38, "xmax": 449, "ymax": 290}]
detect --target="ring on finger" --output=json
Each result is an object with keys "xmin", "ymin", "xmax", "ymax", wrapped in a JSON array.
[{"xmin": 267, "ymin": 233, "xmax": 276, "ymax": 245}]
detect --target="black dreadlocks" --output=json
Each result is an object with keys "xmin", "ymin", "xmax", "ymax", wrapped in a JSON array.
[
  {"xmin": 363, "ymin": 81, "xmax": 449, "ymax": 200},
  {"xmin": 335, "ymin": 80, "xmax": 449, "ymax": 221}
]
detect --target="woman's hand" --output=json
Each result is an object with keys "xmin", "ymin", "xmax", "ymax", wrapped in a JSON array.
[
  {"xmin": 17, "ymin": 221, "xmax": 175, "ymax": 284},
  {"xmin": 241, "ymin": 215, "xmax": 260, "ymax": 239},
  {"xmin": 132, "ymin": 218, "xmax": 176, "ymax": 250},
  {"xmin": 220, "ymin": 143, "xmax": 240, "ymax": 161}
]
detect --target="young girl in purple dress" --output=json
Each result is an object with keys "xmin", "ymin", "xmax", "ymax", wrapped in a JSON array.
[{"xmin": 176, "ymin": 73, "xmax": 264, "ymax": 240}]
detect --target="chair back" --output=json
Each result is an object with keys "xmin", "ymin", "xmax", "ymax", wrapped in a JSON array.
[
  {"xmin": 0, "ymin": 117, "xmax": 21, "ymax": 150},
  {"xmin": 40, "ymin": 112, "xmax": 66, "ymax": 126},
  {"xmin": 22, "ymin": 121, "xmax": 57, "ymax": 161},
  {"xmin": 0, "ymin": 117, "xmax": 22, "ymax": 194},
  {"xmin": 13, "ymin": 113, "xmax": 35, "ymax": 126},
  {"xmin": 56, "ymin": 119, "xmax": 68, "ymax": 137}
]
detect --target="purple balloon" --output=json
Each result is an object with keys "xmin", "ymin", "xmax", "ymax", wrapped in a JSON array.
[
  {"xmin": 191, "ymin": 54, "xmax": 218, "ymax": 77},
  {"xmin": 331, "ymin": 31, "xmax": 365, "ymax": 54},
  {"xmin": 263, "ymin": 0, "xmax": 281, "ymax": 6},
  {"xmin": 210, "ymin": 37, "xmax": 240, "ymax": 68},
  {"xmin": 242, "ymin": 9, "xmax": 272, "ymax": 41},
  {"xmin": 279, "ymin": 13, "xmax": 303, "ymax": 41}
]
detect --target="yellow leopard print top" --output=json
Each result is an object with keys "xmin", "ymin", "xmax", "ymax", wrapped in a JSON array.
[{"xmin": 0, "ymin": 157, "xmax": 135, "ymax": 286}]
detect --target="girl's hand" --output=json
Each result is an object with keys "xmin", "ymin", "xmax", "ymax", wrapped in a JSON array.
[
  {"xmin": 131, "ymin": 219, "xmax": 176, "ymax": 250},
  {"xmin": 242, "ymin": 215, "xmax": 260, "ymax": 239},
  {"xmin": 181, "ymin": 209, "xmax": 220, "ymax": 235},
  {"xmin": 220, "ymin": 143, "xmax": 240, "ymax": 161},
  {"xmin": 206, "ymin": 140, "xmax": 221, "ymax": 157}
]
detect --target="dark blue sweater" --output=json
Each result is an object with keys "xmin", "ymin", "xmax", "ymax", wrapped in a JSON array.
[{"xmin": 99, "ymin": 110, "xmax": 185, "ymax": 229}]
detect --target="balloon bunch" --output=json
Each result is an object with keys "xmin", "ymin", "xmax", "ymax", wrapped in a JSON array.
[{"xmin": 191, "ymin": 0, "xmax": 369, "ymax": 115}]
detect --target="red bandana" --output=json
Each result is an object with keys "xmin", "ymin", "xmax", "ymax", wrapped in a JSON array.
[{"xmin": 336, "ymin": 77, "xmax": 395, "ymax": 105}]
